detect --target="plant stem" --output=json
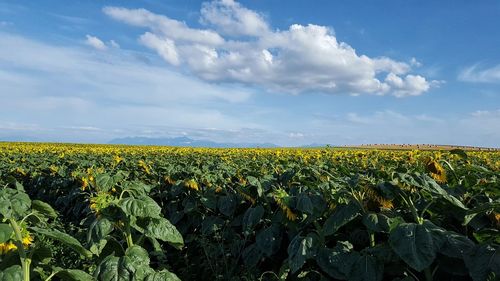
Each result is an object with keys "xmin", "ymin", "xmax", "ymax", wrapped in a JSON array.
[
  {"xmin": 9, "ymin": 219, "xmax": 30, "ymax": 281},
  {"xmin": 124, "ymin": 221, "xmax": 134, "ymax": 248},
  {"xmin": 369, "ymin": 232, "xmax": 376, "ymax": 247},
  {"xmin": 424, "ymin": 267, "xmax": 433, "ymax": 281}
]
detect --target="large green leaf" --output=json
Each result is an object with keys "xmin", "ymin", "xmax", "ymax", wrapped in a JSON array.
[
  {"xmin": 316, "ymin": 241, "xmax": 356, "ymax": 280},
  {"xmin": 256, "ymin": 224, "xmax": 282, "ymax": 257},
  {"xmin": 118, "ymin": 196, "xmax": 161, "ymax": 218},
  {"xmin": 389, "ymin": 222, "xmax": 438, "ymax": 271},
  {"xmin": 53, "ymin": 268, "xmax": 95, "ymax": 281},
  {"xmin": 323, "ymin": 202, "xmax": 361, "ymax": 236},
  {"xmin": 0, "ymin": 188, "xmax": 31, "ymax": 219},
  {"xmin": 464, "ymin": 244, "xmax": 500, "ymax": 281},
  {"xmin": 348, "ymin": 254, "xmax": 383, "ymax": 281},
  {"xmin": 362, "ymin": 213, "xmax": 392, "ymax": 233},
  {"xmin": 296, "ymin": 194, "xmax": 313, "ymax": 215},
  {"xmin": 0, "ymin": 265, "xmax": 23, "ymax": 281},
  {"xmin": 145, "ymin": 270, "xmax": 181, "ymax": 281},
  {"xmin": 95, "ymin": 173, "xmax": 115, "ymax": 192},
  {"xmin": 93, "ymin": 246, "xmax": 153, "ymax": 281},
  {"xmin": 288, "ymin": 233, "xmax": 319, "ymax": 273},
  {"xmin": 0, "ymin": 223, "xmax": 13, "ymax": 243},
  {"xmin": 138, "ymin": 217, "xmax": 184, "ymax": 249},
  {"xmin": 242, "ymin": 206, "xmax": 264, "ymax": 236},
  {"xmin": 87, "ymin": 217, "xmax": 113, "ymax": 256},
  {"xmin": 242, "ymin": 243, "xmax": 262, "ymax": 268},
  {"xmin": 32, "ymin": 200, "xmax": 58, "ymax": 219},
  {"xmin": 218, "ymin": 195, "xmax": 237, "ymax": 216},
  {"xmin": 464, "ymin": 202, "xmax": 500, "ymax": 225},
  {"xmin": 31, "ymin": 227, "xmax": 92, "ymax": 259}
]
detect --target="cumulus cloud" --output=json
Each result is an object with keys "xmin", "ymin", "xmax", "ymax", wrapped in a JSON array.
[
  {"xmin": 103, "ymin": 1, "xmax": 438, "ymax": 97},
  {"xmin": 459, "ymin": 64, "xmax": 500, "ymax": 83},
  {"xmin": 85, "ymin": 34, "xmax": 107, "ymax": 50},
  {"xmin": 200, "ymin": 0, "xmax": 269, "ymax": 37}
]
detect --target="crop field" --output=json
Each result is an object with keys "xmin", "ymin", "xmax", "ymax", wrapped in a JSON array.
[{"xmin": 0, "ymin": 142, "xmax": 499, "ymax": 281}]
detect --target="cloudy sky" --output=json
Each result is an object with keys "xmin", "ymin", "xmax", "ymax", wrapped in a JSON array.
[{"xmin": 0, "ymin": 0, "xmax": 499, "ymax": 147}]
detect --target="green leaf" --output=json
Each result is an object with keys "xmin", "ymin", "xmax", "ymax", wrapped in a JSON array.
[
  {"xmin": 0, "ymin": 223, "xmax": 13, "ymax": 243},
  {"xmin": 362, "ymin": 213, "xmax": 391, "ymax": 233},
  {"xmin": 145, "ymin": 270, "xmax": 181, "ymax": 281},
  {"xmin": 95, "ymin": 173, "xmax": 114, "ymax": 192},
  {"xmin": 138, "ymin": 217, "xmax": 184, "ymax": 250},
  {"xmin": 31, "ymin": 227, "xmax": 92, "ymax": 259},
  {"xmin": 449, "ymin": 149, "xmax": 468, "ymax": 160},
  {"xmin": 296, "ymin": 194, "xmax": 313, "ymax": 215},
  {"xmin": 218, "ymin": 195, "xmax": 237, "ymax": 216},
  {"xmin": 87, "ymin": 217, "xmax": 113, "ymax": 256},
  {"xmin": 118, "ymin": 196, "xmax": 161, "ymax": 218},
  {"xmin": 54, "ymin": 268, "xmax": 95, "ymax": 281},
  {"xmin": 125, "ymin": 245, "xmax": 150, "ymax": 267},
  {"xmin": 348, "ymin": 254, "xmax": 383, "ymax": 281},
  {"xmin": 93, "ymin": 246, "xmax": 153, "ymax": 281},
  {"xmin": 0, "ymin": 265, "xmax": 23, "ymax": 281},
  {"xmin": 323, "ymin": 202, "xmax": 361, "ymax": 236},
  {"xmin": 473, "ymin": 229, "xmax": 500, "ymax": 244},
  {"xmin": 0, "ymin": 188, "xmax": 31, "ymax": 219},
  {"xmin": 316, "ymin": 241, "xmax": 356, "ymax": 280},
  {"xmin": 464, "ymin": 244, "xmax": 500, "ymax": 281},
  {"xmin": 389, "ymin": 222, "xmax": 438, "ymax": 271},
  {"xmin": 242, "ymin": 206, "xmax": 264, "ymax": 236},
  {"xmin": 242, "ymin": 243, "xmax": 262, "ymax": 268},
  {"xmin": 256, "ymin": 224, "xmax": 282, "ymax": 257},
  {"xmin": 464, "ymin": 202, "xmax": 500, "ymax": 225},
  {"xmin": 32, "ymin": 200, "xmax": 58, "ymax": 219},
  {"xmin": 288, "ymin": 233, "xmax": 319, "ymax": 273},
  {"xmin": 122, "ymin": 181, "xmax": 152, "ymax": 197},
  {"xmin": 247, "ymin": 176, "xmax": 263, "ymax": 197}
]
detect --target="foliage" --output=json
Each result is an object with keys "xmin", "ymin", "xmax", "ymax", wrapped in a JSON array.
[{"xmin": 0, "ymin": 142, "xmax": 499, "ymax": 280}]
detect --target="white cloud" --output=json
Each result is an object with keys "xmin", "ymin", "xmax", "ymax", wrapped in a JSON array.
[
  {"xmin": 109, "ymin": 40, "xmax": 120, "ymax": 48},
  {"xmin": 288, "ymin": 132, "xmax": 304, "ymax": 138},
  {"xmin": 102, "ymin": 6, "xmax": 224, "ymax": 46},
  {"xmin": 85, "ymin": 34, "xmax": 107, "ymax": 50},
  {"xmin": 0, "ymin": 32, "xmax": 256, "ymax": 143},
  {"xmin": 459, "ymin": 64, "xmax": 500, "ymax": 83},
  {"xmin": 104, "ymin": 2, "xmax": 438, "ymax": 97},
  {"xmin": 200, "ymin": 0, "xmax": 269, "ymax": 37}
]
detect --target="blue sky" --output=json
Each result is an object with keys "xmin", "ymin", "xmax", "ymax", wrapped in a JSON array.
[{"xmin": 0, "ymin": 0, "xmax": 499, "ymax": 147}]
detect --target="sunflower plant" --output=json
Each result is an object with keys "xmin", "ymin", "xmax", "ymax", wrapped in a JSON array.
[{"xmin": 0, "ymin": 181, "xmax": 92, "ymax": 281}]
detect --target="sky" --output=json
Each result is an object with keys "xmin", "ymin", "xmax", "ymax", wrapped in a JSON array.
[{"xmin": 0, "ymin": 0, "xmax": 499, "ymax": 147}]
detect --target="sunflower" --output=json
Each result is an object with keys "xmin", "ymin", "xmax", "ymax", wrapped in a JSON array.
[
  {"xmin": 426, "ymin": 159, "xmax": 447, "ymax": 183},
  {"xmin": 0, "ymin": 231, "xmax": 33, "ymax": 255},
  {"xmin": 184, "ymin": 179, "xmax": 199, "ymax": 191},
  {"xmin": 81, "ymin": 177, "xmax": 89, "ymax": 191},
  {"xmin": 0, "ymin": 242, "xmax": 17, "ymax": 255},
  {"xmin": 274, "ymin": 190, "xmax": 297, "ymax": 221}
]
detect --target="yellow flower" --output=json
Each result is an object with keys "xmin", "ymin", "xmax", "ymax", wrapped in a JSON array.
[
  {"xmin": 81, "ymin": 177, "xmax": 89, "ymax": 191},
  {"xmin": 138, "ymin": 160, "xmax": 151, "ymax": 175},
  {"xmin": 426, "ymin": 160, "xmax": 447, "ymax": 183},
  {"xmin": 0, "ymin": 242, "xmax": 17, "ymax": 255},
  {"xmin": 184, "ymin": 179, "xmax": 199, "ymax": 191},
  {"xmin": 164, "ymin": 176, "xmax": 176, "ymax": 185},
  {"xmin": 274, "ymin": 193, "xmax": 297, "ymax": 221},
  {"xmin": 22, "ymin": 235, "xmax": 33, "ymax": 248},
  {"xmin": 113, "ymin": 155, "xmax": 124, "ymax": 165}
]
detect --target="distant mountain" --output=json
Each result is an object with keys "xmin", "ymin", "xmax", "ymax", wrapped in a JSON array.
[{"xmin": 108, "ymin": 136, "xmax": 278, "ymax": 148}]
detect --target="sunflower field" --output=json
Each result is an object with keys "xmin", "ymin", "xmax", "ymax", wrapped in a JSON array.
[{"xmin": 0, "ymin": 142, "xmax": 499, "ymax": 281}]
